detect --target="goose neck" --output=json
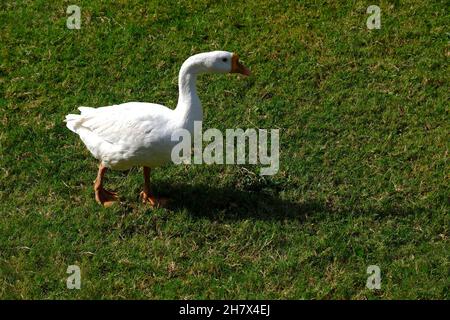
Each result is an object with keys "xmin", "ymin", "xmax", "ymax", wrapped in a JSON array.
[{"xmin": 175, "ymin": 61, "xmax": 202, "ymax": 124}]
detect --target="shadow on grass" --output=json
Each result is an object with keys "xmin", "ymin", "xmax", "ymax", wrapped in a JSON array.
[
  {"xmin": 148, "ymin": 182, "xmax": 423, "ymax": 222},
  {"xmin": 150, "ymin": 182, "xmax": 328, "ymax": 222}
]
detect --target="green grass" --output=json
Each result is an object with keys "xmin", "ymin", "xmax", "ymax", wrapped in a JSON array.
[{"xmin": 0, "ymin": 0, "xmax": 449, "ymax": 299}]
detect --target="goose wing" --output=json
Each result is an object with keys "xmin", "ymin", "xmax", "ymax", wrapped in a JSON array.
[{"xmin": 65, "ymin": 102, "xmax": 173, "ymax": 146}]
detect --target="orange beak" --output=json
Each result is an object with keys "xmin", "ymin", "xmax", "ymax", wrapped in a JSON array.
[{"xmin": 231, "ymin": 53, "xmax": 251, "ymax": 76}]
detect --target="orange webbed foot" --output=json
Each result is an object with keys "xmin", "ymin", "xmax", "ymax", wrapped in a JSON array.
[
  {"xmin": 95, "ymin": 187, "xmax": 118, "ymax": 207},
  {"xmin": 140, "ymin": 190, "xmax": 169, "ymax": 208}
]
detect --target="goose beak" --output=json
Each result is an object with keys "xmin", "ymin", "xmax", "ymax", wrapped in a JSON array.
[{"xmin": 231, "ymin": 53, "xmax": 251, "ymax": 76}]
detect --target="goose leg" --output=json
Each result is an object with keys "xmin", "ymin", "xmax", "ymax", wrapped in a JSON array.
[
  {"xmin": 94, "ymin": 163, "xmax": 118, "ymax": 207},
  {"xmin": 140, "ymin": 166, "xmax": 168, "ymax": 207}
]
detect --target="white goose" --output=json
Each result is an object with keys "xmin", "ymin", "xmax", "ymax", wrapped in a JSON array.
[{"xmin": 65, "ymin": 51, "xmax": 250, "ymax": 207}]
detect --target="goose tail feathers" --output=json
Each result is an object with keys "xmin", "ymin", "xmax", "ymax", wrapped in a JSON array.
[{"xmin": 64, "ymin": 106, "xmax": 95, "ymax": 133}]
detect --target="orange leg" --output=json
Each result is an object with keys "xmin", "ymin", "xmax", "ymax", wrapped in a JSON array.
[
  {"xmin": 140, "ymin": 166, "xmax": 168, "ymax": 207},
  {"xmin": 94, "ymin": 163, "xmax": 118, "ymax": 207}
]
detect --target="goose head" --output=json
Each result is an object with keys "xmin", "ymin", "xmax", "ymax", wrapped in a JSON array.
[{"xmin": 183, "ymin": 51, "xmax": 251, "ymax": 76}]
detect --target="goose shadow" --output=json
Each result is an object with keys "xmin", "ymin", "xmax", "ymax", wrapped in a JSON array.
[
  {"xmin": 150, "ymin": 182, "xmax": 423, "ymax": 222},
  {"xmin": 153, "ymin": 182, "xmax": 310, "ymax": 221}
]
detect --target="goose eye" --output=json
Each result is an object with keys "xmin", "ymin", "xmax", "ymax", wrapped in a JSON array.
[{"xmin": 222, "ymin": 58, "xmax": 228, "ymax": 62}]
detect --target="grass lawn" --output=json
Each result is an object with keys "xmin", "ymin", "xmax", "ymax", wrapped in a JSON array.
[{"xmin": 0, "ymin": 0, "xmax": 448, "ymax": 299}]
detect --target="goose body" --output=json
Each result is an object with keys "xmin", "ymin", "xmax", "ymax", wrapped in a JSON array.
[
  {"xmin": 66, "ymin": 102, "xmax": 185, "ymax": 170},
  {"xmin": 65, "ymin": 51, "xmax": 250, "ymax": 207}
]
